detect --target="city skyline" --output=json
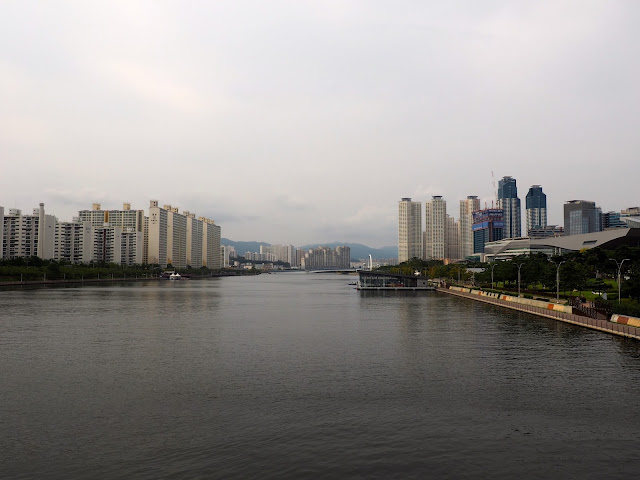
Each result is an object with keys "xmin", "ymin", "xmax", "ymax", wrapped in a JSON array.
[{"xmin": 2, "ymin": 2, "xmax": 639, "ymax": 247}]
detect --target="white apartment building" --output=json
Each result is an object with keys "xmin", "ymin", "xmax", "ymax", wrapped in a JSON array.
[
  {"xmin": 260, "ymin": 244, "xmax": 296, "ymax": 265},
  {"xmin": 92, "ymin": 226, "xmax": 143, "ymax": 265},
  {"xmin": 445, "ymin": 215, "xmax": 461, "ymax": 260},
  {"xmin": 147, "ymin": 200, "xmax": 169, "ymax": 267},
  {"xmin": 55, "ymin": 220, "xmax": 93, "ymax": 264},
  {"xmin": 459, "ymin": 196, "xmax": 480, "ymax": 260},
  {"xmin": 78, "ymin": 203, "xmax": 144, "ymax": 232},
  {"xmin": 2, "ymin": 203, "xmax": 56, "ymax": 260},
  {"xmin": 185, "ymin": 212, "xmax": 203, "ymax": 268},
  {"xmin": 398, "ymin": 198, "xmax": 422, "ymax": 263},
  {"xmin": 0, "ymin": 206, "xmax": 3, "ymax": 259},
  {"xmin": 201, "ymin": 217, "xmax": 221, "ymax": 269},
  {"xmin": 165, "ymin": 205, "xmax": 187, "ymax": 269},
  {"xmin": 424, "ymin": 196, "xmax": 447, "ymax": 260}
]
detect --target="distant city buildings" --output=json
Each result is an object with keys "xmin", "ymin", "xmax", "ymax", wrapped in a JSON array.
[
  {"xmin": 497, "ymin": 176, "xmax": 521, "ymax": 238},
  {"xmin": 525, "ymin": 185, "xmax": 547, "ymax": 236},
  {"xmin": 301, "ymin": 246, "xmax": 351, "ymax": 270},
  {"xmin": 563, "ymin": 200, "xmax": 602, "ymax": 236},
  {"xmin": 459, "ymin": 196, "xmax": 480, "ymax": 260},
  {"xmin": 424, "ymin": 196, "xmax": 447, "ymax": 260},
  {"xmin": 2, "ymin": 204, "xmax": 55, "ymax": 260},
  {"xmin": 472, "ymin": 208, "xmax": 505, "ymax": 254},
  {"xmin": 1, "ymin": 200, "xmax": 222, "ymax": 269},
  {"xmin": 398, "ymin": 198, "xmax": 422, "ymax": 263}
]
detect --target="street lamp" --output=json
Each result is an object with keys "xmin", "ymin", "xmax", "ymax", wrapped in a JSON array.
[
  {"xmin": 610, "ymin": 258, "xmax": 630, "ymax": 304},
  {"xmin": 489, "ymin": 261, "xmax": 497, "ymax": 290},
  {"xmin": 516, "ymin": 262, "xmax": 525, "ymax": 296},
  {"xmin": 552, "ymin": 260, "xmax": 565, "ymax": 302}
]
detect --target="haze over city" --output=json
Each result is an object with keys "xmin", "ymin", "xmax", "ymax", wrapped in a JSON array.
[{"xmin": 2, "ymin": 1, "xmax": 639, "ymax": 247}]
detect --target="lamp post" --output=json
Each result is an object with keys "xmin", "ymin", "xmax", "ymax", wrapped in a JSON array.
[
  {"xmin": 610, "ymin": 258, "xmax": 630, "ymax": 304},
  {"xmin": 552, "ymin": 260, "xmax": 565, "ymax": 302},
  {"xmin": 489, "ymin": 262, "xmax": 497, "ymax": 290},
  {"xmin": 516, "ymin": 262, "xmax": 525, "ymax": 296}
]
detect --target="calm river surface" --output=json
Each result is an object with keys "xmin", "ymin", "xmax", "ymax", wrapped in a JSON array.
[{"xmin": 2, "ymin": 273, "xmax": 640, "ymax": 479}]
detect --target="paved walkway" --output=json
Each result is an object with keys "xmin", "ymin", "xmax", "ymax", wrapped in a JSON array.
[{"xmin": 438, "ymin": 288, "xmax": 640, "ymax": 341}]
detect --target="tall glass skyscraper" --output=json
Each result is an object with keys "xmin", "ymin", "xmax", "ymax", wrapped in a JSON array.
[
  {"xmin": 525, "ymin": 185, "xmax": 547, "ymax": 236},
  {"xmin": 497, "ymin": 176, "xmax": 521, "ymax": 238}
]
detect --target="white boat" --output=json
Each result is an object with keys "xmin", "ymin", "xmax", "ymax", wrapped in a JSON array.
[{"xmin": 169, "ymin": 272, "xmax": 182, "ymax": 280}]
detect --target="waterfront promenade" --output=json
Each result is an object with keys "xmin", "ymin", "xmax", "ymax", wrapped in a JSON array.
[{"xmin": 438, "ymin": 287, "xmax": 640, "ymax": 341}]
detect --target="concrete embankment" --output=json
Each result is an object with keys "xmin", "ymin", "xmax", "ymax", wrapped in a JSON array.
[{"xmin": 439, "ymin": 286, "xmax": 640, "ymax": 341}]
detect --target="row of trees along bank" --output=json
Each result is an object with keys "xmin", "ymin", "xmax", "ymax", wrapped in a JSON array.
[{"xmin": 377, "ymin": 246, "xmax": 640, "ymax": 318}]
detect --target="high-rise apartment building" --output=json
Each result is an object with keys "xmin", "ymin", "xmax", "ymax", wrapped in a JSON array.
[
  {"xmin": 54, "ymin": 220, "xmax": 93, "ymax": 263},
  {"xmin": 459, "ymin": 196, "xmax": 480, "ymax": 259},
  {"xmin": 147, "ymin": 200, "xmax": 169, "ymax": 267},
  {"xmin": 165, "ymin": 205, "xmax": 187, "ymax": 269},
  {"xmin": 2, "ymin": 203, "xmax": 56, "ymax": 260},
  {"xmin": 78, "ymin": 203, "xmax": 144, "ymax": 232},
  {"xmin": 525, "ymin": 185, "xmax": 547, "ymax": 236},
  {"xmin": 445, "ymin": 215, "xmax": 461, "ymax": 260},
  {"xmin": 302, "ymin": 246, "xmax": 351, "ymax": 270},
  {"xmin": 185, "ymin": 212, "xmax": 203, "ymax": 268},
  {"xmin": 563, "ymin": 200, "xmax": 602, "ymax": 236},
  {"xmin": 472, "ymin": 208, "xmax": 505, "ymax": 253},
  {"xmin": 424, "ymin": 196, "xmax": 447, "ymax": 260},
  {"xmin": 498, "ymin": 176, "xmax": 521, "ymax": 238},
  {"xmin": 398, "ymin": 198, "xmax": 422, "ymax": 263},
  {"xmin": 201, "ymin": 217, "xmax": 221, "ymax": 269},
  {"xmin": 261, "ymin": 244, "xmax": 296, "ymax": 265}
]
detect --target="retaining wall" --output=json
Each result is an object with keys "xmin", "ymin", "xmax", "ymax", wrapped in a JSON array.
[
  {"xmin": 611, "ymin": 314, "xmax": 640, "ymax": 328},
  {"xmin": 441, "ymin": 287, "xmax": 640, "ymax": 341},
  {"xmin": 448, "ymin": 286, "xmax": 573, "ymax": 313}
]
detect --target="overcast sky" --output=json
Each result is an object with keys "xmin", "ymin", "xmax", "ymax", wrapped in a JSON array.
[{"xmin": 1, "ymin": 1, "xmax": 639, "ymax": 247}]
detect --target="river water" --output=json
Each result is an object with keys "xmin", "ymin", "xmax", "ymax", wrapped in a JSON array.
[{"xmin": 2, "ymin": 273, "xmax": 640, "ymax": 479}]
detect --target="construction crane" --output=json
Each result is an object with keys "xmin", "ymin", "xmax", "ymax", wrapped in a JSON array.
[{"xmin": 491, "ymin": 171, "xmax": 498, "ymax": 208}]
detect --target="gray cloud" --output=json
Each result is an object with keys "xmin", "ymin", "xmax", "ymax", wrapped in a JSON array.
[{"xmin": 2, "ymin": 1, "xmax": 639, "ymax": 246}]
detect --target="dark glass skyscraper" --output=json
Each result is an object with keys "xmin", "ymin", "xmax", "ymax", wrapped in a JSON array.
[
  {"xmin": 525, "ymin": 185, "xmax": 547, "ymax": 235},
  {"xmin": 497, "ymin": 176, "xmax": 521, "ymax": 238}
]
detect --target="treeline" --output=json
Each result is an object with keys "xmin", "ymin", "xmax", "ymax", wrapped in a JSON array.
[
  {"xmin": 0, "ymin": 257, "xmax": 223, "ymax": 282},
  {"xmin": 377, "ymin": 245, "xmax": 640, "ymax": 317}
]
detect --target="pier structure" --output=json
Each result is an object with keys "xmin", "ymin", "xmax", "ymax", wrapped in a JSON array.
[{"xmin": 357, "ymin": 271, "xmax": 436, "ymax": 291}]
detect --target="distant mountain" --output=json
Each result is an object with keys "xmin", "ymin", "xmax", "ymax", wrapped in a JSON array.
[
  {"xmin": 222, "ymin": 238, "xmax": 397, "ymax": 260},
  {"xmin": 221, "ymin": 238, "xmax": 270, "ymax": 255},
  {"xmin": 299, "ymin": 242, "xmax": 397, "ymax": 261}
]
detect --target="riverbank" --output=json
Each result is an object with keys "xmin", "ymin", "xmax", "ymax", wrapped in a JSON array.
[
  {"xmin": 438, "ymin": 286, "xmax": 640, "ymax": 341},
  {"xmin": 0, "ymin": 271, "xmax": 257, "ymax": 288}
]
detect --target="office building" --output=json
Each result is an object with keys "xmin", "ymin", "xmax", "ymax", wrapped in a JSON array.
[
  {"xmin": 2, "ymin": 203, "xmax": 56, "ymax": 260},
  {"xmin": 603, "ymin": 211, "xmax": 629, "ymax": 230},
  {"xmin": 472, "ymin": 208, "xmax": 505, "ymax": 254},
  {"xmin": 498, "ymin": 176, "xmax": 521, "ymax": 238},
  {"xmin": 459, "ymin": 196, "xmax": 480, "ymax": 259},
  {"xmin": 398, "ymin": 198, "xmax": 422, "ymax": 263},
  {"xmin": 424, "ymin": 196, "xmax": 447, "ymax": 260},
  {"xmin": 525, "ymin": 185, "xmax": 547, "ymax": 235},
  {"xmin": 564, "ymin": 200, "xmax": 602, "ymax": 236},
  {"xmin": 528, "ymin": 225, "xmax": 564, "ymax": 239}
]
